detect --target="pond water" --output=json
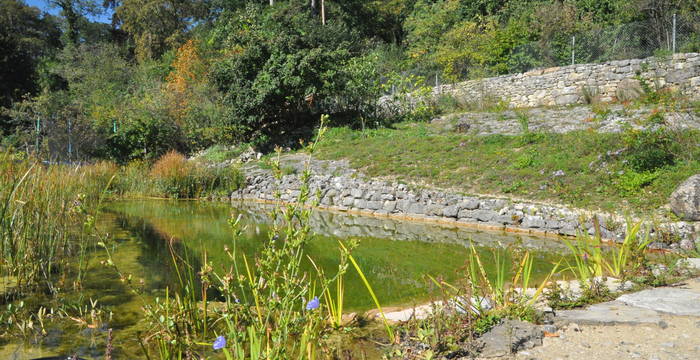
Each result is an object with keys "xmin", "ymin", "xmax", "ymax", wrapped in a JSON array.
[{"xmin": 0, "ymin": 199, "xmax": 569, "ymax": 359}]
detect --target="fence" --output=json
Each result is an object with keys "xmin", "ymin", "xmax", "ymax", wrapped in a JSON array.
[{"xmin": 417, "ymin": 13, "xmax": 700, "ymax": 88}]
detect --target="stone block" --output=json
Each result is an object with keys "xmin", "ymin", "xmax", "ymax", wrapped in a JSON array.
[
  {"xmin": 383, "ymin": 201, "xmax": 397, "ymax": 212},
  {"xmin": 366, "ymin": 201, "xmax": 382, "ymax": 210},
  {"xmin": 350, "ymin": 188, "xmax": 364, "ymax": 199},
  {"xmin": 408, "ymin": 203, "xmax": 425, "ymax": 215},
  {"xmin": 459, "ymin": 199, "xmax": 480, "ymax": 210},
  {"xmin": 522, "ymin": 215, "xmax": 545, "ymax": 228},
  {"xmin": 443, "ymin": 205, "xmax": 459, "ymax": 218},
  {"xmin": 473, "ymin": 210, "xmax": 496, "ymax": 222}
]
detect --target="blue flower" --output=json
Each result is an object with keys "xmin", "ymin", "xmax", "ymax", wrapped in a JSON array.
[
  {"xmin": 305, "ymin": 296, "xmax": 320, "ymax": 311},
  {"xmin": 213, "ymin": 335, "xmax": 226, "ymax": 350}
]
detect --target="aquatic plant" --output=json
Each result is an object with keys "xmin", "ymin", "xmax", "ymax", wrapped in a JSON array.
[
  {"xmin": 0, "ymin": 152, "xmax": 115, "ymax": 298},
  {"xmin": 564, "ymin": 219, "xmax": 652, "ymax": 283},
  {"xmin": 112, "ymin": 115, "xmax": 387, "ymax": 358},
  {"xmin": 145, "ymin": 150, "xmax": 244, "ymax": 199}
]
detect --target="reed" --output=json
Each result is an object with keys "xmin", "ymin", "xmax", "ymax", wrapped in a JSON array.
[
  {"xmin": 563, "ymin": 219, "xmax": 652, "ymax": 283},
  {"xmin": 111, "ymin": 115, "xmax": 390, "ymax": 358},
  {"xmin": 0, "ymin": 152, "xmax": 116, "ymax": 299}
]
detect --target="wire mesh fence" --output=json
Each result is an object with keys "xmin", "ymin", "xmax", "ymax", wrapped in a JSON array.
[{"xmin": 413, "ymin": 13, "xmax": 700, "ymax": 88}]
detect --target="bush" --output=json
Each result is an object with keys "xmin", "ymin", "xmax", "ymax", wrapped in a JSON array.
[
  {"xmin": 149, "ymin": 150, "xmax": 244, "ymax": 198},
  {"xmin": 616, "ymin": 170, "xmax": 659, "ymax": 195},
  {"xmin": 623, "ymin": 128, "xmax": 677, "ymax": 172}
]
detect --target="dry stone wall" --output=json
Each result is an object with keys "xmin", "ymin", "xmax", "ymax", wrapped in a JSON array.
[
  {"xmin": 230, "ymin": 157, "xmax": 699, "ymax": 249},
  {"xmin": 431, "ymin": 105, "xmax": 700, "ymax": 136},
  {"xmin": 433, "ymin": 53, "xmax": 700, "ymax": 108}
]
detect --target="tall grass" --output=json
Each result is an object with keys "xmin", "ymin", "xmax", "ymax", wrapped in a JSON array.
[
  {"xmin": 563, "ymin": 219, "xmax": 652, "ymax": 283},
  {"xmin": 114, "ymin": 150, "xmax": 244, "ymax": 199},
  {"xmin": 103, "ymin": 116, "xmax": 386, "ymax": 358},
  {"xmin": 0, "ymin": 152, "xmax": 116, "ymax": 299}
]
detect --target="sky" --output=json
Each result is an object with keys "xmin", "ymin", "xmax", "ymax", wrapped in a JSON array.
[{"xmin": 24, "ymin": 0, "xmax": 114, "ymax": 24}]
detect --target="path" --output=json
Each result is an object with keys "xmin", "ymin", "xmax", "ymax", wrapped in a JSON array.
[{"xmin": 514, "ymin": 277, "xmax": 700, "ymax": 360}]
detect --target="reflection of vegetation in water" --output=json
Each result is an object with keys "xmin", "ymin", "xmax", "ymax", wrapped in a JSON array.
[{"xmin": 105, "ymin": 199, "xmax": 564, "ymax": 310}]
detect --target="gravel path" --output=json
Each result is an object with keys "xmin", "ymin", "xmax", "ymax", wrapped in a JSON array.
[{"xmin": 513, "ymin": 277, "xmax": 700, "ymax": 360}]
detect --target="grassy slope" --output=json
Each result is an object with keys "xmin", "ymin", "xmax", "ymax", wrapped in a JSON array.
[{"xmin": 314, "ymin": 122, "xmax": 700, "ymax": 216}]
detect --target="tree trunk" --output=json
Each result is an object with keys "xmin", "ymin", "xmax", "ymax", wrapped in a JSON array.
[{"xmin": 321, "ymin": 0, "xmax": 325, "ymax": 25}]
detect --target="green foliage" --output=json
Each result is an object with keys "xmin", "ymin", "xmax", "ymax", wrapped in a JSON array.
[
  {"xmin": 113, "ymin": 0, "xmax": 209, "ymax": 61},
  {"xmin": 0, "ymin": 0, "xmax": 61, "ymax": 132},
  {"xmin": 382, "ymin": 72, "xmax": 438, "ymax": 123},
  {"xmin": 616, "ymin": 170, "xmax": 659, "ymax": 194},
  {"xmin": 512, "ymin": 150, "xmax": 538, "ymax": 169},
  {"xmin": 211, "ymin": 2, "xmax": 376, "ymax": 147},
  {"xmin": 0, "ymin": 152, "xmax": 115, "ymax": 297},
  {"xmin": 197, "ymin": 144, "xmax": 246, "ymax": 164},
  {"xmin": 148, "ymin": 151, "xmax": 243, "ymax": 198},
  {"xmin": 622, "ymin": 127, "xmax": 677, "ymax": 172}
]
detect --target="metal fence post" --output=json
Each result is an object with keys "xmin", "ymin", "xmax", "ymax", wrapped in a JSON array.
[
  {"xmin": 35, "ymin": 116, "xmax": 40, "ymax": 153},
  {"xmin": 672, "ymin": 13, "xmax": 677, "ymax": 53},
  {"xmin": 571, "ymin": 36, "xmax": 576, "ymax": 65},
  {"xmin": 68, "ymin": 117, "xmax": 72, "ymax": 160}
]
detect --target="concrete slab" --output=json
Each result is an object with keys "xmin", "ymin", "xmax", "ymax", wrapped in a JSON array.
[
  {"xmin": 616, "ymin": 287, "xmax": 700, "ymax": 316},
  {"xmin": 555, "ymin": 301, "xmax": 664, "ymax": 326}
]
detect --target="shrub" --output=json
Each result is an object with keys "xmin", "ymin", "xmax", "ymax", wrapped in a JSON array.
[
  {"xmin": 622, "ymin": 128, "xmax": 677, "ymax": 172},
  {"xmin": 616, "ymin": 170, "xmax": 659, "ymax": 195},
  {"xmin": 150, "ymin": 150, "xmax": 244, "ymax": 198}
]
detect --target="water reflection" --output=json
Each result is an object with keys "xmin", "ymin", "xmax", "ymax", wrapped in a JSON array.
[{"xmin": 105, "ymin": 200, "xmax": 567, "ymax": 310}]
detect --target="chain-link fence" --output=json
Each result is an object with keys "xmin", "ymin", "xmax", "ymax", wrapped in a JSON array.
[{"xmin": 416, "ymin": 13, "xmax": 700, "ymax": 88}]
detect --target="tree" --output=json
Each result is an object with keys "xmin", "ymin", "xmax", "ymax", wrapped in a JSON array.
[
  {"xmin": 0, "ymin": 0, "xmax": 61, "ymax": 132},
  {"xmin": 47, "ymin": 0, "xmax": 102, "ymax": 45},
  {"xmin": 111, "ymin": 0, "xmax": 209, "ymax": 60},
  {"xmin": 211, "ymin": 2, "xmax": 371, "ymax": 147}
]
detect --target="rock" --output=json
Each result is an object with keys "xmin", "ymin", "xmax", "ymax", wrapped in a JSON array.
[
  {"xmin": 556, "ymin": 301, "xmax": 664, "ymax": 326},
  {"xmin": 616, "ymin": 288, "xmax": 700, "ymax": 316},
  {"xmin": 341, "ymin": 196, "xmax": 354, "ymax": 207},
  {"xmin": 522, "ymin": 215, "xmax": 546, "ymax": 229},
  {"xmin": 383, "ymin": 201, "xmax": 397, "ymax": 213},
  {"xmin": 678, "ymin": 258, "xmax": 700, "ymax": 271},
  {"xmin": 459, "ymin": 199, "xmax": 480, "ymax": 210},
  {"xmin": 408, "ymin": 203, "xmax": 425, "ymax": 215},
  {"xmin": 425, "ymin": 204, "xmax": 444, "ymax": 216},
  {"xmin": 353, "ymin": 199, "xmax": 367, "ymax": 209},
  {"xmin": 542, "ymin": 324, "xmax": 557, "ymax": 333},
  {"xmin": 396, "ymin": 199, "xmax": 411, "ymax": 212},
  {"xmin": 669, "ymin": 174, "xmax": 700, "ymax": 221},
  {"xmin": 680, "ymin": 239, "xmax": 696, "ymax": 250},
  {"xmin": 443, "ymin": 205, "xmax": 459, "ymax": 218},
  {"xmin": 350, "ymin": 188, "xmax": 364, "ymax": 199},
  {"xmin": 615, "ymin": 78, "xmax": 644, "ymax": 101},
  {"xmin": 476, "ymin": 319, "xmax": 543, "ymax": 358},
  {"xmin": 473, "ymin": 210, "xmax": 496, "ymax": 222},
  {"xmin": 366, "ymin": 201, "xmax": 382, "ymax": 210}
]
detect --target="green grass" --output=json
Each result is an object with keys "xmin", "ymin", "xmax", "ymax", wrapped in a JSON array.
[{"xmin": 315, "ymin": 123, "xmax": 700, "ymax": 215}]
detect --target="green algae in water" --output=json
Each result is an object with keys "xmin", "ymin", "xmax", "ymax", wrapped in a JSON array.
[
  {"xmin": 104, "ymin": 200, "xmax": 567, "ymax": 310},
  {"xmin": 0, "ymin": 199, "xmax": 569, "ymax": 359}
]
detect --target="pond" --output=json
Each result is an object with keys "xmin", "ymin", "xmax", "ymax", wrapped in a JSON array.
[{"xmin": 0, "ymin": 199, "xmax": 569, "ymax": 359}]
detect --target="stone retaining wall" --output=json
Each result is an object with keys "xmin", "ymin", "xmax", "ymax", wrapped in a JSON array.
[
  {"xmin": 231, "ymin": 158, "xmax": 700, "ymax": 249},
  {"xmin": 431, "ymin": 53, "xmax": 700, "ymax": 108},
  {"xmin": 431, "ymin": 105, "xmax": 700, "ymax": 136}
]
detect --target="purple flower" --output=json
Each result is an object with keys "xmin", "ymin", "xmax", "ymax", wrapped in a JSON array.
[
  {"xmin": 582, "ymin": 252, "xmax": 589, "ymax": 262},
  {"xmin": 213, "ymin": 335, "xmax": 226, "ymax": 350},
  {"xmin": 305, "ymin": 296, "xmax": 320, "ymax": 311}
]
